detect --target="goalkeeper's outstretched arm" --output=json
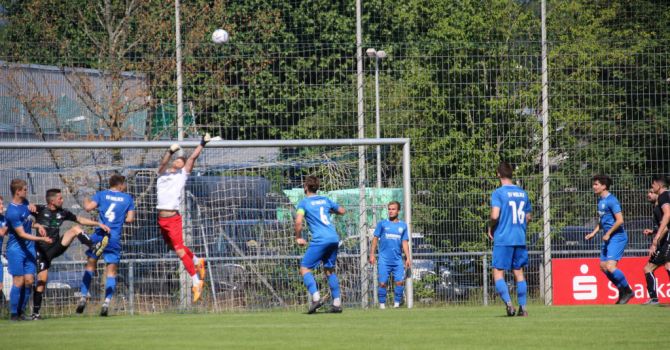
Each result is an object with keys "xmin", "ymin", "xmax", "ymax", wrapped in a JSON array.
[{"xmin": 185, "ymin": 133, "xmax": 211, "ymax": 173}]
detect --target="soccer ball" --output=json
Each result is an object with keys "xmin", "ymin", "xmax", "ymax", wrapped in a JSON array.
[{"xmin": 211, "ymin": 29, "xmax": 229, "ymax": 44}]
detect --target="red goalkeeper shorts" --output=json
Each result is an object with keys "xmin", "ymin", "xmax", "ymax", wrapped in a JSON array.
[{"xmin": 158, "ymin": 214, "xmax": 186, "ymax": 251}]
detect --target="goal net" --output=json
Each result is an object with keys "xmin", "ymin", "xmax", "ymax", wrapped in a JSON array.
[{"xmin": 0, "ymin": 139, "xmax": 411, "ymax": 316}]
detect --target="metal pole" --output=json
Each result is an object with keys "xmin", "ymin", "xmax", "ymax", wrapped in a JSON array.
[
  {"xmin": 175, "ymin": 0, "xmax": 188, "ymax": 308},
  {"xmin": 482, "ymin": 254, "xmax": 488, "ymax": 306},
  {"xmin": 375, "ymin": 57, "xmax": 382, "ymax": 189},
  {"xmin": 541, "ymin": 0, "xmax": 553, "ymax": 306},
  {"xmin": 355, "ymin": 0, "xmax": 368, "ymax": 309},
  {"xmin": 128, "ymin": 261, "xmax": 135, "ymax": 315},
  {"xmin": 175, "ymin": 0, "xmax": 184, "ymax": 142},
  {"xmin": 402, "ymin": 141, "xmax": 414, "ymax": 308}
]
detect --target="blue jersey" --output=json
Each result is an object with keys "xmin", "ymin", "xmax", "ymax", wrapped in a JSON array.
[
  {"xmin": 373, "ymin": 219, "xmax": 409, "ymax": 264},
  {"xmin": 296, "ymin": 195, "xmax": 341, "ymax": 245},
  {"xmin": 491, "ymin": 184, "xmax": 532, "ymax": 246},
  {"xmin": 0, "ymin": 214, "xmax": 6, "ymax": 248},
  {"xmin": 92, "ymin": 189, "xmax": 135, "ymax": 237},
  {"xmin": 597, "ymin": 193, "xmax": 625, "ymax": 236},
  {"xmin": 5, "ymin": 200, "xmax": 34, "ymax": 252}
]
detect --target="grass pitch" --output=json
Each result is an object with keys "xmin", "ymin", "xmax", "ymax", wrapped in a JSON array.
[{"xmin": 0, "ymin": 305, "xmax": 666, "ymax": 349}]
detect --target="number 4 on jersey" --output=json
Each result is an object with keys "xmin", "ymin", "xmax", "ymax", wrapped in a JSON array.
[{"xmin": 105, "ymin": 203, "xmax": 117, "ymax": 223}]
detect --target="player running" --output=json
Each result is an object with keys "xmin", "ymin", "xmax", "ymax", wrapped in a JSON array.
[
  {"xmin": 30, "ymin": 188, "xmax": 110, "ymax": 320},
  {"xmin": 156, "ymin": 134, "xmax": 210, "ymax": 302},
  {"xmin": 294, "ymin": 176, "xmax": 346, "ymax": 314},
  {"xmin": 585, "ymin": 175, "xmax": 634, "ymax": 304},
  {"xmin": 487, "ymin": 162, "xmax": 532, "ymax": 317},
  {"xmin": 369, "ymin": 201, "xmax": 411, "ymax": 309},
  {"xmin": 76, "ymin": 174, "xmax": 135, "ymax": 316},
  {"xmin": 5, "ymin": 179, "xmax": 52, "ymax": 321},
  {"xmin": 641, "ymin": 176, "xmax": 670, "ymax": 305}
]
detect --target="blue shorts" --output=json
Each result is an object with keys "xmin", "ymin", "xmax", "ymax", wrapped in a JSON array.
[
  {"xmin": 378, "ymin": 261, "xmax": 405, "ymax": 284},
  {"xmin": 492, "ymin": 245, "xmax": 528, "ymax": 270},
  {"xmin": 6, "ymin": 247, "xmax": 37, "ymax": 276},
  {"xmin": 85, "ymin": 231, "xmax": 121, "ymax": 265},
  {"xmin": 0, "ymin": 258, "xmax": 3, "ymax": 281},
  {"xmin": 600, "ymin": 233, "xmax": 627, "ymax": 262},
  {"xmin": 301, "ymin": 242, "xmax": 339, "ymax": 270}
]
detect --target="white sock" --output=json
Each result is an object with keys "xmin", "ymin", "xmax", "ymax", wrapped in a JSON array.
[
  {"xmin": 379, "ymin": 303, "xmax": 386, "ymax": 309},
  {"xmin": 104, "ymin": 298, "xmax": 111, "ymax": 305},
  {"xmin": 193, "ymin": 256, "xmax": 200, "ymax": 265},
  {"xmin": 191, "ymin": 274, "xmax": 200, "ymax": 284},
  {"xmin": 333, "ymin": 297, "xmax": 341, "ymax": 307},
  {"xmin": 394, "ymin": 302, "xmax": 400, "ymax": 308},
  {"xmin": 312, "ymin": 291, "xmax": 321, "ymax": 302}
]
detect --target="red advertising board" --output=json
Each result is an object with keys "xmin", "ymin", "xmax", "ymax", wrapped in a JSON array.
[{"xmin": 553, "ymin": 257, "xmax": 670, "ymax": 305}]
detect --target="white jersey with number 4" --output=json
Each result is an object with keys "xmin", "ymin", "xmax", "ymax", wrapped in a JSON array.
[{"xmin": 157, "ymin": 168, "xmax": 188, "ymax": 210}]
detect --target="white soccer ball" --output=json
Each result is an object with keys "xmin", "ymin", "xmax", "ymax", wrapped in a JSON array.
[{"xmin": 211, "ymin": 29, "xmax": 229, "ymax": 44}]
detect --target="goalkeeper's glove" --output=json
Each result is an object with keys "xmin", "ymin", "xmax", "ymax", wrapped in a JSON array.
[
  {"xmin": 200, "ymin": 133, "xmax": 211, "ymax": 147},
  {"xmin": 169, "ymin": 143, "xmax": 181, "ymax": 154}
]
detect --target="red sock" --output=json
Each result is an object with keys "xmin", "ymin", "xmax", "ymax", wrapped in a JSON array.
[
  {"xmin": 183, "ymin": 246, "xmax": 194, "ymax": 260},
  {"xmin": 180, "ymin": 254, "xmax": 196, "ymax": 276}
]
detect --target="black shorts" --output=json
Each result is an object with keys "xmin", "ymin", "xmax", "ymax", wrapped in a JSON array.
[
  {"xmin": 36, "ymin": 241, "xmax": 68, "ymax": 272},
  {"xmin": 649, "ymin": 240, "xmax": 670, "ymax": 266}
]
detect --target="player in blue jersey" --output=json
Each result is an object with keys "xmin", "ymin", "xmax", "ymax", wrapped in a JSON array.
[
  {"xmin": 76, "ymin": 174, "xmax": 135, "ymax": 316},
  {"xmin": 0, "ymin": 196, "xmax": 8, "ymax": 303},
  {"xmin": 369, "ymin": 201, "xmax": 411, "ymax": 309},
  {"xmin": 487, "ymin": 162, "xmax": 532, "ymax": 317},
  {"xmin": 585, "ymin": 174, "xmax": 634, "ymax": 304},
  {"xmin": 5, "ymin": 179, "xmax": 53, "ymax": 321},
  {"xmin": 294, "ymin": 176, "xmax": 346, "ymax": 314}
]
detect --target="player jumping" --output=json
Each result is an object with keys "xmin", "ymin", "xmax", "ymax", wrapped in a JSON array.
[
  {"xmin": 76, "ymin": 174, "xmax": 135, "ymax": 316},
  {"xmin": 30, "ymin": 188, "xmax": 110, "ymax": 320},
  {"xmin": 294, "ymin": 175, "xmax": 346, "ymax": 314},
  {"xmin": 585, "ymin": 175, "xmax": 634, "ymax": 304},
  {"xmin": 156, "ymin": 134, "xmax": 210, "ymax": 302},
  {"xmin": 369, "ymin": 201, "xmax": 411, "ymax": 309}
]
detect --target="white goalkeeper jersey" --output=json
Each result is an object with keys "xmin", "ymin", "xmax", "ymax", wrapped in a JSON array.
[{"xmin": 156, "ymin": 168, "xmax": 188, "ymax": 210}]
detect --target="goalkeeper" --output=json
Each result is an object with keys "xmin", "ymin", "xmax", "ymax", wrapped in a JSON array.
[{"xmin": 156, "ymin": 133, "xmax": 211, "ymax": 302}]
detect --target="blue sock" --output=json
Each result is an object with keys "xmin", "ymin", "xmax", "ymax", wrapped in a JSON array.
[
  {"xmin": 81, "ymin": 270, "xmax": 93, "ymax": 297},
  {"xmin": 302, "ymin": 272, "xmax": 317, "ymax": 295},
  {"xmin": 21, "ymin": 286, "xmax": 32, "ymax": 313},
  {"xmin": 327, "ymin": 273, "xmax": 341, "ymax": 299},
  {"xmin": 10, "ymin": 285, "xmax": 21, "ymax": 315},
  {"xmin": 495, "ymin": 279, "xmax": 511, "ymax": 304},
  {"xmin": 611, "ymin": 269, "xmax": 629, "ymax": 288},
  {"xmin": 516, "ymin": 280, "xmax": 527, "ymax": 307},
  {"xmin": 378, "ymin": 286, "xmax": 387, "ymax": 304},
  {"xmin": 105, "ymin": 276, "xmax": 116, "ymax": 301},
  {"xmin": 604, "ymin": 270, "xmax": 617, "ymax": 285},
  {"xmin": 394, "ymin": 285, "xmax": 405, "ymax": 304}
]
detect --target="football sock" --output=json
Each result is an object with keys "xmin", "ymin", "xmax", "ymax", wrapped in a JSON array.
[
  {"xmin": 645, "ymin": 272, "xmax": 658, "ymax": 299},
  {"xmin": 104, "ymin": 276, "xmax": 116, "ymax": 301},
  {"xmin": 77, "ymin": 232, "xmax": 93, "ymax": 247},
  {"xmin": 394, "ymin": 285, "xmax": 405, "ymax": 304},
  {"xmin": 33, "ymin": 288, "xmax": 43, "ymax": 314},
  {"xmin": 193, "ymin": 256, "xmax": 200, "ymax": 266},
  {"xmin": 516, "ymin": 280, "xmax": 527, "ymax": 306},
  {"xmin": 604, "ymin": 270, "xmax": 617, "ymax": 285},
  {"xmin": 378, "ymin": 286, "xmax": 387, "ymax": 304},
  {"xmin": 611, "ymin": 269, "xmax": 629, "ymax": 288},
  {"xmin": 9, "ymin": 285, "xmax": 20, "ymax": 315},
  {"xmin": 81, "ymin": 270, "xmax": 93, "ymax": 296},
  {"xmin": 180, "ymin": 254, "xmax": 197, "ymax": 276},
  {"xmin": 495, "ymin": 278, "xmax": 512, "ymax": 304},
  {"xmin": 333, "ymin": 298, "xmax": 341, "ymax": 307},
  {"xmin": 21, "ymin": 286, "xmax": 32, "ymax": 313},
  {"xmin": 302, "ymin": 272, "xmax": 318, "ymax": 296},
  {"xmin": 191, "ymin": 274, "xmax": 200, "ymax": 284},
  {"xmin": 327, "ymin": 273, "xmax": 341, "ymax": 299},
  {"xmin": 183, "ymin": 246, "xmax": 194, "ymax": 260}
]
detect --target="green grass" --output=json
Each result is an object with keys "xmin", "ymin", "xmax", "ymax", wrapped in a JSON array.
[{"xmin": 0, "ymin": 305, "xmax": 667, "ymax": 349}]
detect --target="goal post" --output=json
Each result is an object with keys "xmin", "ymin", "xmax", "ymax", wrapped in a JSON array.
[{"xmin": 0, "ymin": 137, "xmax": 413, "ymax": 314}]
